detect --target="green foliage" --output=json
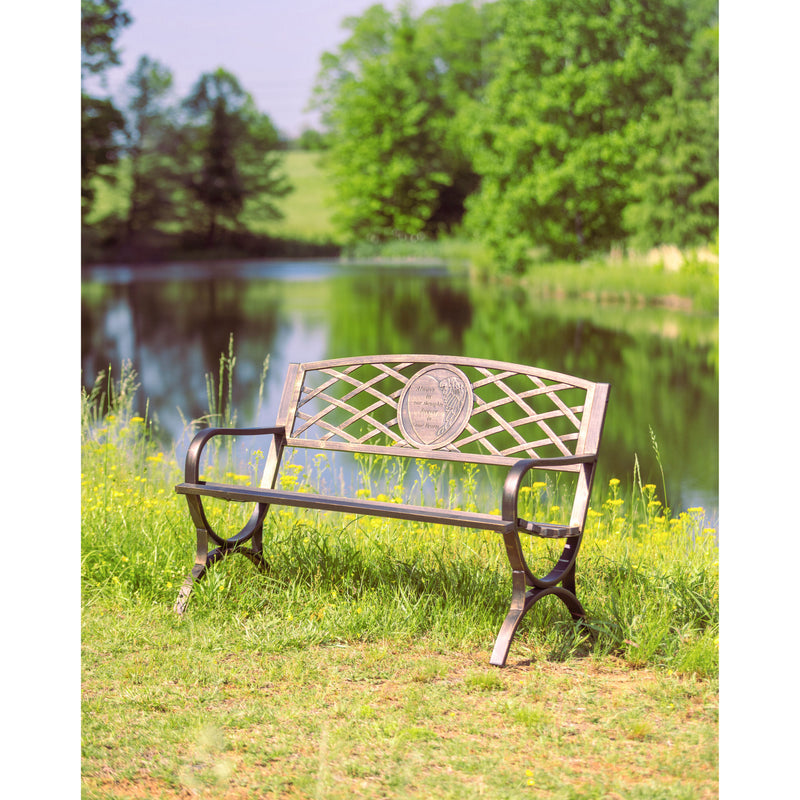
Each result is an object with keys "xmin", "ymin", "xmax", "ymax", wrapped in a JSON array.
[
  {"xmin": 82, "ymin": 62, "xmax": 293, "ymax": 251},
  {"xmin": 80, "ymin": 3, "xmax": 294, "ymax": 252},
  {"xmin": 80, "ymin": 0, "xmax": 719, "ymax": 265},
  {"xmin": 312, "ymin": 1, "xmax": 498, "ymax": 243},
  {"xmin": 295, "ymin": 127, "xmax": 329, "ymax": 151},
  {"xmin": 81, "ymin": 0, "xmax": 132, "ymax": 216},
  {"xmin": 307, "ymin": 0, "xmax": 718, "ymax": 267},
  {"xmin": 180, "ymin": 69, "xmax": 292, "ymax": 244},
  {"xmin": 623, "ymin": 24, "xmax": 719, "ymax": 248},
  {"xmin": 463, "ymin": 0, "xmax": 711, "ymax": 270}
]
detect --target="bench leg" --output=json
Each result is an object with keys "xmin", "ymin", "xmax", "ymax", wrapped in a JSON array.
[
  {"xmin": 174, "ymin": 526, "xmax": 212, "ymax": 615},
  {"xmin": 491, "ymin": 535, "xmax": 586, "ymax": 666},
  {"xmin": 490, "ymin": 581, "xmax": 586, "ymax": 666},
  {"xmin": 174, "ymin": 519, "xmax": 268, "ymax": 615},
  {"xmin": 235, "ymin": 520, "xmax": 269, "ymax": 572},
  {"xmin": 490, "ymin": 569, "xmax": 529, "ymax": 666},
  {"xmin": 560, "ymin": 562, "xmax": 579, "ymax": 610}
]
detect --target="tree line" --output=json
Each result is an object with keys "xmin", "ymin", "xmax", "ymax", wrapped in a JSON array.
[
  {"xmin": 82, "ymin": 0, "xmax": 718, "ymax": 271},
  {"xmin": 81, "ymin": 0, "xmax": 291, "ymax": 253}
]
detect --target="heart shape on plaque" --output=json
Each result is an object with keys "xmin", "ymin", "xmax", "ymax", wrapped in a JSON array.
[{"xmin": 398, "ymin": 365, "xmax": 473, "ymax": 449}]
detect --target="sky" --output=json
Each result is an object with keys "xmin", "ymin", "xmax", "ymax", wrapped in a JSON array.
[{"xmin": 99, "ymin": 0, "xmax": 444, "ymax": 138}]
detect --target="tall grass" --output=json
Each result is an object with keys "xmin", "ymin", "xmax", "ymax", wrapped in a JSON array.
[{"xmin": 81, "ymin": 362, "xmax": 718, "ymax": 677}]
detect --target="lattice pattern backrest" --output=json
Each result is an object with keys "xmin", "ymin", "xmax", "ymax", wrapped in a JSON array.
[{"xmin": 283, "ymin": 356, "xmax": 599, "ymax": 468}]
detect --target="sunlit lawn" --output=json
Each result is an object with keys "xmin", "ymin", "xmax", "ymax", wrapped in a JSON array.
[
  {"xmin": 246, "ymin": 150, "xmax": 340, "ymax": 243},
  {"xmin": 81, "ymin": 365, "xmax": 718, "ymax": 798}
]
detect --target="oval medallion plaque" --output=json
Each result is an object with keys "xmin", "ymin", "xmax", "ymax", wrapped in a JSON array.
[{"xmin": 398, "ymin": 365, "xmax": 473, "ymax": 449}]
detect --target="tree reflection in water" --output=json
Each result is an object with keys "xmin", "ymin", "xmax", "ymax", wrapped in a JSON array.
[{"xmin": 81, "ymin": 260, "xmax": 718, "ymax": 517}]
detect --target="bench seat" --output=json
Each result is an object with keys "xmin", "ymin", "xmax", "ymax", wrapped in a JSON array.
[
  {"xmin": 176, "ymin": 481, "xmax": 516, "ymax": 533},
  {"xmin": 176, "ymin": 481, "xmax": 580, "ymax": 538}
]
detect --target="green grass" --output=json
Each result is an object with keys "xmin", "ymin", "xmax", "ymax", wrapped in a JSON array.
[
  {"xmin": 81, "ymin": 363, "xmax": 718, "ymax": 798},
  {"xmin": 512, "ymin": 257, "xmax": 719, "ymax": 314},
  {"xmin": 245, "ymin": 151, "xmax": 340, "ymax": 244},
  {"xmin": 346, "ymin": 237, "xmax": 718, "ymax": 312},
  {"xmin": 82, "ymin": 612, "xmax": 717, "ymax": 799}
]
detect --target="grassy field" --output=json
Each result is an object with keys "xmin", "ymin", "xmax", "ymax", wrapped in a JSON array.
[
  {"xmin": 82, "ymin": 611, "xmax": 717, "ymax": 799},
  {"xmin": 86, "ymin": 151, "xmax": 341, "ymax": 244},
  {"xmin": 246, "ymin": 151, "xmax": 340, "ymax": 244},
  {"xmin": 81, "ymin": 364, "xmax": 718, "ymax": 799}
]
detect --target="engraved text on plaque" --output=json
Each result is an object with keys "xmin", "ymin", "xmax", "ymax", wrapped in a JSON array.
[{"xmin": 398, "ymin": 365, "xmax": 473, "ymax": 449}]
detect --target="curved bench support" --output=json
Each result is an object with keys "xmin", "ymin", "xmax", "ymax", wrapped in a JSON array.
[
  {"xmin": 173, "ymin": 424, "xmax": 283, "ymax": 615},
  {"xmin": 490, "ymin": 528, "xmax": 586, "ymax": 666},
  {"xmin": 174, "ymin": 501, "xmax": 270, "ymax": 615}
]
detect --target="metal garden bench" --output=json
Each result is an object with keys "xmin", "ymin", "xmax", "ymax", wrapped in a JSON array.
[{"xmin": 174, "ymin": 355, "xmax": 610, "ymax": 666}]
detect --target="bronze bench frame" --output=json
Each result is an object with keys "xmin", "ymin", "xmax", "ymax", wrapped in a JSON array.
[{"xmin": 174, "ymin": 355, "xmax": 610, "ymax": 666}]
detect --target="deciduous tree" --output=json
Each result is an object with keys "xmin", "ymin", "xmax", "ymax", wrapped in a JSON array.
[
  {"xmin": 623, "ymin": 23, "xmax": 719, "ymax": 249},
  {"xmin": 122, "ymin": 55, "xmax": 182, "ymax": 235},
  {"xmin": 464, "ymin": 0, "xmax": 708, "ymax": 269},
  {"xmin": 312, "ymin": 1, "xmax": 499, "ymax": 243}
]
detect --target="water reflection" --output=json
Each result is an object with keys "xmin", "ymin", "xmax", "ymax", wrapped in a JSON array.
[{"xmin": 81, "ymin": 259, "xmax": 718, "ymax": 519}]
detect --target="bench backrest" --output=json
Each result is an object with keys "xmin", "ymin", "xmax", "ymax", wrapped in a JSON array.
[{"xmin": 268, "ymin": 356, "xmax": 609, "ymax": 473}]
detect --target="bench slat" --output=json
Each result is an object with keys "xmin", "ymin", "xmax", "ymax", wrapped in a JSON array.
[
  {"xmin": 176, "ymin": 481, "xmax": 518, "ymax": 534},
  {"xmin": 282, "ymin": 438, "xmax": 584, "ymax": 469},
  {"xmin": 517, "ymin": 519, "xmax": 581, "ymax": 539}
]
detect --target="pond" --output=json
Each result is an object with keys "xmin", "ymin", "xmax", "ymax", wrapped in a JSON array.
[{"xmin": 81, "ymin": 258, "xmax": 719, "ymax": 522}]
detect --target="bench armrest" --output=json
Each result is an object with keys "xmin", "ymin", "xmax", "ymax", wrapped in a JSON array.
[
  {"xmin": 184, "ymin": 426, "xmax": 286, "ymax": 483},
  {"xmin": 501, "ymin": 454, "xmax": 597, "ymax": 522}
]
